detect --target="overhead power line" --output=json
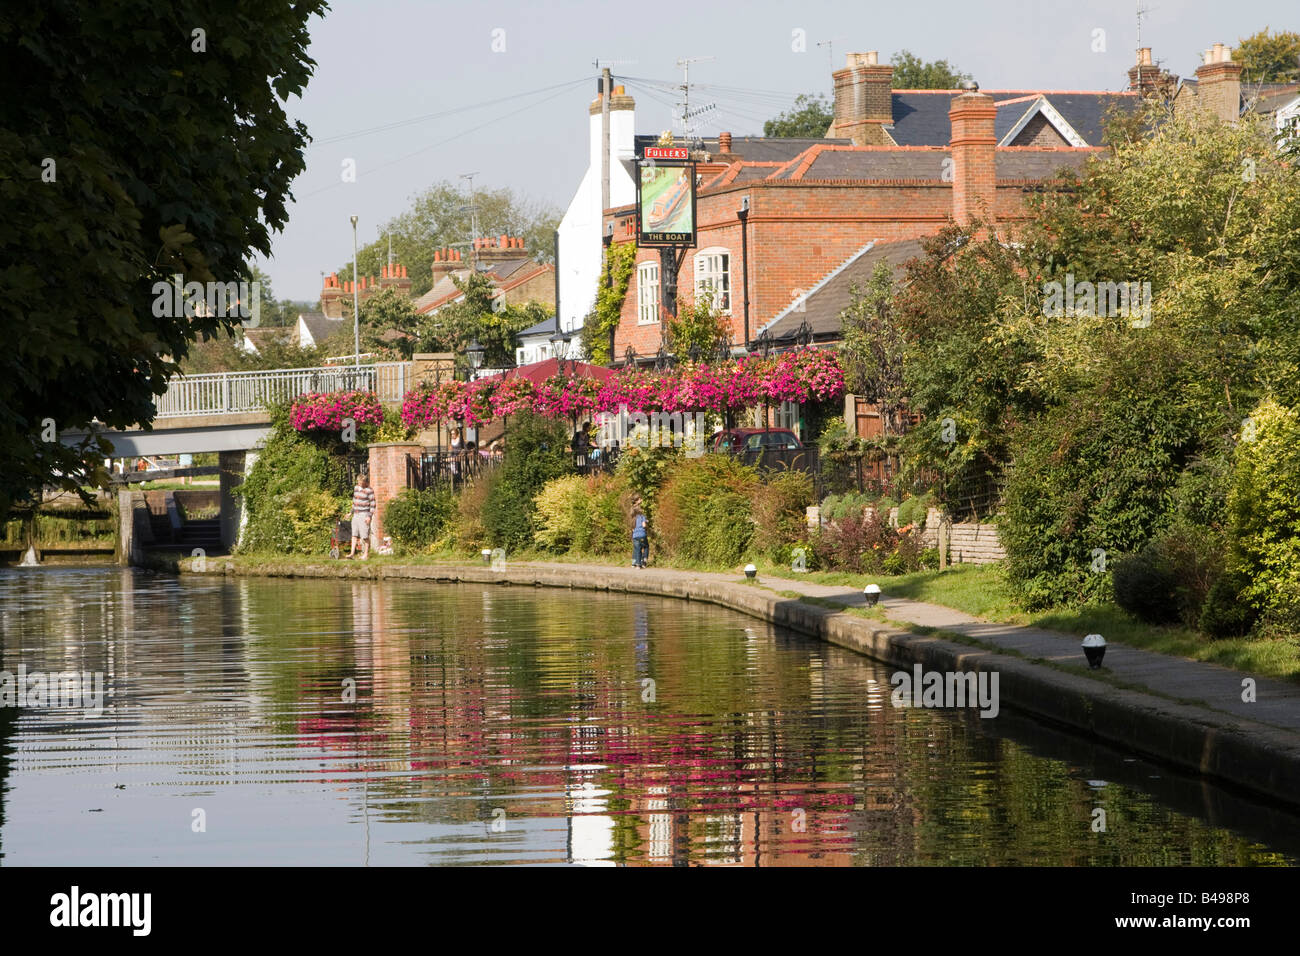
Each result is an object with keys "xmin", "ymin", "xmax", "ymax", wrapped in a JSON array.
[
  {"xmin": 309, "ymin": 77, "xmax": 593, "ymax": 148},
  {"xmin": 300, "ymin": 79, "xmax": 591, "ymax": 199}
]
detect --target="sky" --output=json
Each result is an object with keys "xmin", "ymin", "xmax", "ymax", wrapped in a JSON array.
[{"xmin": 261, "ymin": 0, "xmax": 1297, "ymax": 301}]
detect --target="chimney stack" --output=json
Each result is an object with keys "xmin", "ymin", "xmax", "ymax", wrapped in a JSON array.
[
  {"xmin": 829, "ymin": 51, "xmax": 895, "ymax": 145},
  {"xmin": 1195, "ymin": 42, "xmax": 1242, "ymax": 123},
  {"xmin": 948, "ymin": 85, "xmax": 997, "ymax": 227},
  {"xmin": 320, "ymin": 272, "xmax": 345, "ymax": 319}
]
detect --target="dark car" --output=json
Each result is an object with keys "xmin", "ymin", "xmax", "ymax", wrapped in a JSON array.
[{"xmin": 712, "ymin": 428, "xmax": 803, "ymax": 453}]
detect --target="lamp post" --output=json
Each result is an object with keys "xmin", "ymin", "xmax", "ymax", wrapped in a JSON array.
[
  {"xmin": 550, "ymin": 326, "xmax": 571, "ymax": 376},
  {"xmin": 350, "ymin": 215, "xmax": 360, "ymax": 372},
  {"xmin": 738, "ymin": 196, "xmax": 750, "ymax": 350},
  {"xmin": 465, "ymin": 337, "xmax": 485, "ymax": 379}
]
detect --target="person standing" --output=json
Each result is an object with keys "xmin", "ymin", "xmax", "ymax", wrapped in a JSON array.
[
  {"xmin": 348, "ymin": 474, "xmax": 377, "ymax": 560},
  {"xmin": 631, "ymin": 505, "xmax": 649, "ymax": 568}
]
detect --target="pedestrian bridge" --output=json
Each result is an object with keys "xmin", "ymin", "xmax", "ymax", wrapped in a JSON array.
[{"xmin": 65, "ymin": 362, "xmax": 414, "ymax": 457}]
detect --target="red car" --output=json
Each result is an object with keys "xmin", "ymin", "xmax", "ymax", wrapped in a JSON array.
[{"xmin": 712, "ymin": 428, "xmax": 803, "ymax": 453}]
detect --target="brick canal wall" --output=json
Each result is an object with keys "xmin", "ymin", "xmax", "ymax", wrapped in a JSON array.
[{"xmin": 180, "ymin": 558, "xmax": 1300, "ymax": 811}]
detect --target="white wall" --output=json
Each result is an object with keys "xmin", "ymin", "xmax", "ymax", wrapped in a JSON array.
[{"xmin": 556, "ymin": 100, "xmax": 636, "ymax": 339}]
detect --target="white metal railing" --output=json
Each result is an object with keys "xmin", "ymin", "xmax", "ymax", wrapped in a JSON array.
[{"xmin": 155, "ymin": 362, "xmax": 412, "ymax": 418}]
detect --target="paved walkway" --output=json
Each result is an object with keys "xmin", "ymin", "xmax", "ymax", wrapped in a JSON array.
[{"xmin": 506, "ymin": 561, "xmax": 1300, "ymax": 736}]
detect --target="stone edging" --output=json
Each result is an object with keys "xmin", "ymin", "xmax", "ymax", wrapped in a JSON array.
[{"xmin": 188, "ymin": 558, "xmax": 1300, "ymax": 811}]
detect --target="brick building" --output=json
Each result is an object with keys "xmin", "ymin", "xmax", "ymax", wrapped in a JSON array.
[
  {"xmin": 412, "ymin": 235, "xmax": 554, "ymax": 316},
  {"xmin": 603, "ymin": 49, "xmax": 1148, "ymax": 360},
  {"xmin": 583, "ymin": 42, "xmax": 1265, "ymax": 361}
]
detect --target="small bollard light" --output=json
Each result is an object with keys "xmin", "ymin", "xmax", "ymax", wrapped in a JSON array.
[
  {"xmin": 480, "ymin": 548, "xmax": 492, "ymax": 565},
  {"xmin": 744, "ymin": 564, "xmax": 757, "ymax": 579},
  {"xmin": 863, "ymin": 583, "xmax": 881, "ymax": 606},
  {"xmin": 1082, "ymin": 633, "xmax": 1107, "ymax": 669}
]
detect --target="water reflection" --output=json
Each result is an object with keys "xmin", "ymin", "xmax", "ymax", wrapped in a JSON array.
[{"xmin": 0, "ymin": 567, "xmax": 1296, "ymax": 866}]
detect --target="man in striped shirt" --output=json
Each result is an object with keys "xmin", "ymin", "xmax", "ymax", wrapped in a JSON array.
[{"xmin": 348, "ymin": 475, "xmax": 377, "ymax": 559}]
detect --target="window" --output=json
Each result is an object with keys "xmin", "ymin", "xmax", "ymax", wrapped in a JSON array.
[
  {"xmin": 637, "ymin": 261, "xmax": 660, "ymax": 324},
  {"xmin": 694, "ymin": 249, "xmax": 731, "ymax": 313},
  {"xmin": 776, "ymin": 400, "xmax": 799, "ymax": 432}
]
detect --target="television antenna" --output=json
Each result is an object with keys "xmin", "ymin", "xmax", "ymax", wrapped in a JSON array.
[
  {"xmin": 676, "ymin": 56, "xmax": 715, "ymax": 145},
  {"xmin": 459, "ymin": 172, "xmax": 479, "ymax": 268}
]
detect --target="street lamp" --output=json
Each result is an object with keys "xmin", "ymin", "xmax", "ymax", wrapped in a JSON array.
[
  {"xmin": 465, "ymin": 337, "xmax": 485, "ymax": 377},
  {"xmin": 550, "ymin": 326, "xmax": 571, "ymax": 376},
  {"xmin": 350, "ymin": 215, "xmax": 360, "ymax": 371}
]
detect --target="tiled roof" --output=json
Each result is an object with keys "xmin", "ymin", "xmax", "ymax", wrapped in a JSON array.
[
  {"xmin": 996, "ymin": 149, "xmax": 1099, "ymax": 180},
  {"xmin": 778, "ymin": 145, "xmax": 952, "ymax": 181},
  {"xmin": 887, "ymin": 90, "xmax": 1137, "ymax": 146},
  {"xmin": 518, "ymin": 315, "xmax": 560, "ymax": 339},
  {"xmin": 760, "ymin": 238, "xmax": 928, "ymax": 339},
  {"xmin": 634, "ymin": 134, "xmax": 852, "ymax": 163},
  {"xmin": 298, "ymin": 312, "xmax": 344, "ymax": 347}
]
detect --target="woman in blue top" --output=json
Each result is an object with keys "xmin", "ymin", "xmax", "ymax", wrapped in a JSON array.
[{"xmin": 631, "ymin": 505, "xmax": 649, "ymax": 568}]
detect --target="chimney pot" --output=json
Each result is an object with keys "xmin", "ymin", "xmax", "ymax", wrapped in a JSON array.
[
  {"xmin": 1138, "ymin": 47, "xmax": 1151, "ymax": 66},
  {"xmin": 718, "ymin": 131, "xmax": 732, "ymax": 153}
]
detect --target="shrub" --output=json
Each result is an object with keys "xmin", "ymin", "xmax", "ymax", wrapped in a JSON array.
[
  {"xmin": 533, "ymin": 472, "xmax": 632, "ymax": 555},
  {"xmin": 532, "ymin": 475, "xmax": 590, "ymax": 552},
  {"xmin": 384, "ymin": 486, "xmax": 455, "ymax": 552},
  {"xmin": 812, "ymin": 508, "xmax": 899, "ymax": 575},
  {"xmin": 237, "ymin": 406, "xmax": 352, "ymax": 554},
  {"xmin": 1112, "ymin": 546, "xmax": 1181, "ymax": 625},
  {"xmin": 655, "ymin": 455, "xmax": 760, "ymax": 566},
  {"xmin": 452, "ymin": 471, "xmax": 495, "ymax": 554},
  {"xmin": 580, "ymin": 472, "xmax": 633, "ymax": 554},
  {"xmin": 616, "ymin": 441, "xmax": 681, "ymax": 508},
  {"xmin": 896, "ymin": 492, "xmax": 934, "ymax": 531},
  {"xmin": 1000, "ymin": 395, "xmax": 1203, "ymax": 608},
  {"xmin": 1199, "ymin": 571, "xmax": 1259, "ymax": 638},
  {"xmin": 752, "ymin": 470, "xmax": 813, "ymax": 558},
  {"xmin": 482, "ymin": 413, "xmax": 572, "ymax": 552},
  {"xmin": 243, "ymin": 488, "xmax": 344, "ymax": 556},
  {"xmin": 362, "ymin": 405, "xmax": 413, "ymax": 445},
  {"xmin": 1217, "ymin": 399, "xmax": 1300, "ymax": 638}
]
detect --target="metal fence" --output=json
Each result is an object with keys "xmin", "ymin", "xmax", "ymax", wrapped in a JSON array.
[
  {"xmin": 406, "ymin": 450, "xmax": 503, "ymax": 493},
  {"xmin": 155, "ymin": 362, "xmax": 413, "ymax": 418}
]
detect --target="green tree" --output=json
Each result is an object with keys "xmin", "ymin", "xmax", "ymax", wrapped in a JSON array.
[
  {"xmin": 1235, "ymin": 27, "xmax": 1300, "ymax": 84},
  {"xmin": 839, "ymin": 262, "xmax": 910, "ymax": 437},
  {"xmin": 0, "ymin": 0, "xmax": 326, "ymax": 511},
  {"xmin": 338, "ymin": 181, "xmax": 560, "ymax": 298},
  {"xmin": 995, "ymin": 104, "xmax": 1300, "ymax": 606},
  {"xmin": 357, "ymin": 286, "xmax": 423, "ymax": 359},
  {"xmin": 421, "ymin": 272, "xmax": 550, "ymax": 369},
  {"xmin": 890, "ymin": 50, "xmax": 972, "ymax": 89},
  {"xmin": 764, "ymin": 94, "xmax": 833, "ymax": 138},
  {"xmin": 892, "ymin": 223, "xmax": 1041, "ymax": 516},
  {"xmin": 666, "ymin": 290, "xmax": 729, "ymax": 362},
  {"xmin": 1214, "ymin": 399, "xmax": 1300, "ymax": 637}
]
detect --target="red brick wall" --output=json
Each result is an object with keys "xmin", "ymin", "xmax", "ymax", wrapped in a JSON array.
[
  {"xmin": 366, "ymin": 442, "xmax": 422, "ymax": 545},
  {"xmin": 949, "ymin": 91, "xmax": 998, "ymax": 227},
  {"xmin": 611, "ymin": 179, "xmax": 954, "ymax": 354},
  {"xmin": 607, "ymin": 131, "xmax": 1089, "ymax": 352}
]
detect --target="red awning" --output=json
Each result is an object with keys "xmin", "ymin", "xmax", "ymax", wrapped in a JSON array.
[{"xmin": 476, "ymin": 357, "xmax": 616, "ymax": 386}]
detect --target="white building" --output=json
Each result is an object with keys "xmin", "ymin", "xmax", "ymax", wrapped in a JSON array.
[{"xmin": 555, "ymin": 82, "xmax": 637, "ymax": 352}]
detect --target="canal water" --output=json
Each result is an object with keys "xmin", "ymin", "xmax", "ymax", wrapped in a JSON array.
[{"xmin": 0, "ymin": 567, "xmax": 1296, "ymax": 866}]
